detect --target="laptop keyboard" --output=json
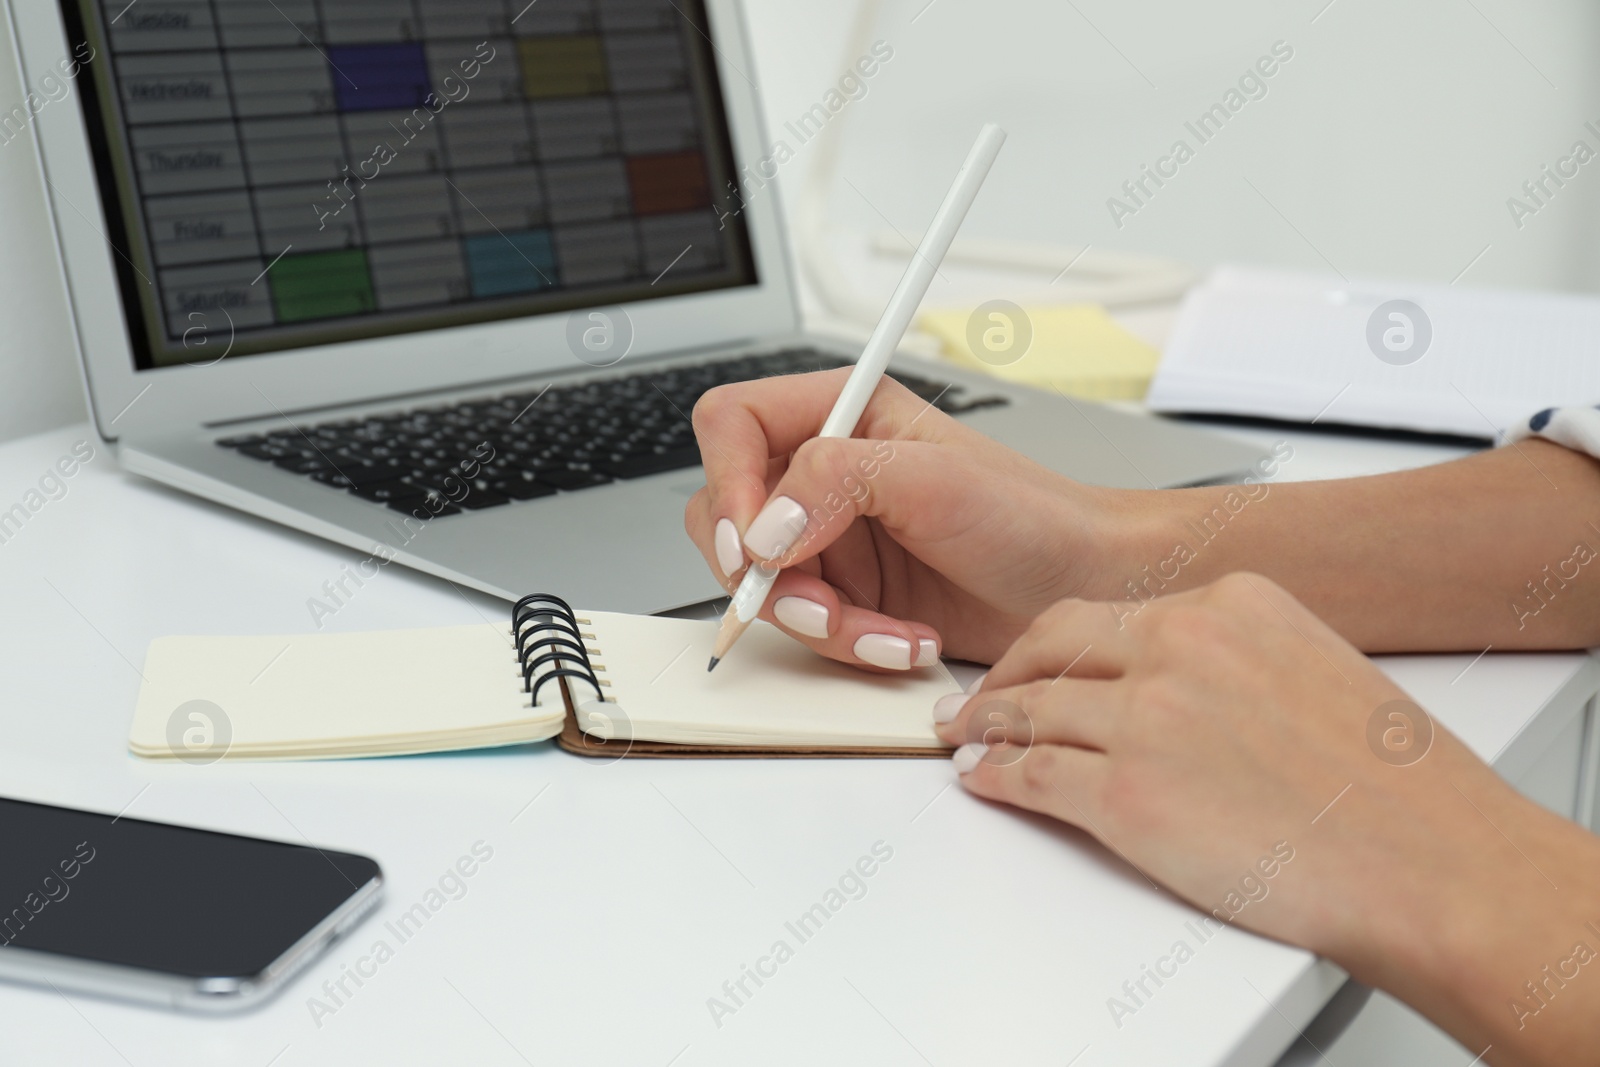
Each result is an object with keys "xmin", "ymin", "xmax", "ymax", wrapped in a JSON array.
[{"xmin": 216, "ymin": 347, "xmax": 1008, "ymax": 518}]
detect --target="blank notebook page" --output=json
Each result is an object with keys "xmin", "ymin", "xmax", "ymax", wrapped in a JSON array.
[
  {"xmin": 574, "ymin": 612, "xmax": 959, "ymax": 747},
  {"xmin": 130, "ymin": 624, "xmax": 560, "ymax": 758}
]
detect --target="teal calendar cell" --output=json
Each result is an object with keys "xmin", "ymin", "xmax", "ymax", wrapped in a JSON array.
[{"xmin": 465, "ymin": 231, "xmax": 559, "ymax": 297}]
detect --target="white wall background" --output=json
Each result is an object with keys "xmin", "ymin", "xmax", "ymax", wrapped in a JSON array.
[
  {"xmin": 1, "ymin": 0, "xmax": 1598, "ymax": 441},
  {"xmin": 742, "ymin": 0, "xmax": 1600, "ymax": 315},
  {"xmin": 0, "ymin": 7, "xmax": 85, "ymax": 442}
]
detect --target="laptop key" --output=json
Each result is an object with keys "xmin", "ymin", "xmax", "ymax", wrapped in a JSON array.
[
  {"xmin": 347, "ymin": 480, "xmax": 425, "ymax": 505},
  {"xmin": 538, "ymin": 466, "xmax": 611, "ymax": 491},
  {"xmin": 596, "ymin": 446, "xmax": 701, "ymax": 479},
  {"xmin": 944, "ymin": 395, "xmax": 1010, "ymax": 414},
  {"xmin": 456, "ymin": 489, "xmax": 512, "ymax": 510},
  {"xmin": 272, "ymin": 455, "xmax": 331, "ymax": 475},
  {"xmin": 310, "ymin": 469, "xmax": 354, "ymax": 489},
  {"xmin": 236, "ymin": 442, "xmax": 294, "ymax": 461},
  {"xmin": 490, "ymin": 475, "xmax": 559, "ymax": 500},
  {"xmin": 339, "ymin": 462, "xmax": 410, "ymax": 486}
]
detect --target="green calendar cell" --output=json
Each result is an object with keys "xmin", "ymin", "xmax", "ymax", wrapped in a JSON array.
[{"xmin": 269, "ymin": 250, "xmax": 377, "ymax": 323}]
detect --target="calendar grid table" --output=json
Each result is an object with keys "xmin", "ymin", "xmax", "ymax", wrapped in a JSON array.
[{"xmin": 88, "ymin": 0, "xmax": 739, "ymax": 358}]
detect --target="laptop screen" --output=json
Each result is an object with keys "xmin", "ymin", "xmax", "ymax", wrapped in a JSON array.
[{"xmin": 58, "ymin": 0, "xmax": 758, "ymax": 370}]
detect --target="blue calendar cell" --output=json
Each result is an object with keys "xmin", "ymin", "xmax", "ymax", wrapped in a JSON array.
[{"xmin": 327, "ymin": 43, "xmax": 432, "ymax": 112}]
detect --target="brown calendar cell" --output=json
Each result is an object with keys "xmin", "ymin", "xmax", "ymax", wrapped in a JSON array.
[{"xmin": 625, "ymin": 151, "xmax": 710, "ymax": 216}]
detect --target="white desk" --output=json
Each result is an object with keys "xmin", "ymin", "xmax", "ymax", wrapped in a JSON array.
[{"xmin": 0, "ymin": 422, "xmax": 1593, "ymax": 1067}]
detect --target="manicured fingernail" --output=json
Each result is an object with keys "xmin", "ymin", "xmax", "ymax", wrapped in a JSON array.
[
  {"xmin": 853, "ymin": 633, "xmax": 912, "ymax": 670},
  {"xmin": 933, "ymin": 693, "xmax": 969, "ymax": 723},
  {"xmin": 714, "ymin": 518, "xmax": 743, "ymax": 577},
  {"xmin": 915, "ymin": 638, "xmax": 938, "ymax": 668},
  {"xmin": 953, "ymin": 743, "xmax": 986, "ymax": 774},
  {"xmin": 966, "ymin": 672, "xmax": 988, "ymax": 695},
  {"xmin": 773, "ymin": 596, "xmax": 830, "ymax": 638},
  {"xmin": 744, "ymin": 495, "xmax": 807, "ymax": 559}
]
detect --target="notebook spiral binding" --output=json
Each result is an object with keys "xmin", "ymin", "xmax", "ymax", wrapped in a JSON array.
[{"xmin": 511, "ymin": 594, "xmax": 608, "ymax": 706}]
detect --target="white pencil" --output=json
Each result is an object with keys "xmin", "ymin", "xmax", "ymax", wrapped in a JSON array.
[{"xmin": 709, "ymin": 122, "xmax": 1008, "ymax": 670}]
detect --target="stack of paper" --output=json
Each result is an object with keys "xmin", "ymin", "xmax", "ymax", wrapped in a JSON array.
[
  {"xmin": 1147, "ymin": 265, "xmax": 1600, "ymax": 439},
  {"xmin": 919, "ymin": 304, "xmax": 1161, "ymax": 400}
]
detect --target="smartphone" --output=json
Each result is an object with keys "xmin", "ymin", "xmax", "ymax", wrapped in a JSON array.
[{"xmin": 0, "ymin": 795, "xmax": 382, "ymax": 1011}]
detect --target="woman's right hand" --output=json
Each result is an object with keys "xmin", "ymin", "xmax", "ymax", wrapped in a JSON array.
[
  {"xmin": 684, "ymin": 368, "xmax": 1126, "ymax": 669},
  {"xmin": 933, "ymin": 573, "xmax": 1600, "ymax": 1064}
]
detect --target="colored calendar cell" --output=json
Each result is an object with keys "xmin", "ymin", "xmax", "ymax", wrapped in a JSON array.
[
  {"xmin": 517, "ymin": 36, "xmax": 609, "ymax": 98},
  {"xmin": 625, "ymin": 151, "xmax": 710, "ymax": 216},
  {"xmin": 269, "ymin": 249, "xmax": 377, "ymax": 322},
  {"xmin": 327, "ymin": 43, "xmax": 432, "ymax": 112},
  {"xmin": 464, "ymin": 231, "xmax": 559, "ymax": 297}
]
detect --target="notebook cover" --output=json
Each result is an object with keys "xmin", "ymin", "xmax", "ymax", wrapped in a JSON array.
[{"xmin": 553, "ymin": 689, "xmax": 950, "ymax": 759}]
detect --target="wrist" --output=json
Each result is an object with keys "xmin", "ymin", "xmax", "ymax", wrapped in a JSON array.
[
  {"xmin": 1064, "ymin": 485, "xmax": 1197, "ymax": 604},
  {"xmin": 1326, "ymin": 771, "xmax": 1600, "ymax": 1055},
  {"xmin": 1425, "ymin": 799, "xmax": 1600, "ymax": 1050}
]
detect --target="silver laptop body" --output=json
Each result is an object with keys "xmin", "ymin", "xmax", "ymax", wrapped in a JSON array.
[{"xmin": 8, "ymin": 0, "xmax": 1259, "ymax": 613}]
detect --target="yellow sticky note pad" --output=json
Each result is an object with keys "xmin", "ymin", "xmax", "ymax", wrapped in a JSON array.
[{"xmin": 919, "ymin": 304, "xmax": 1160, "ymax": 400}]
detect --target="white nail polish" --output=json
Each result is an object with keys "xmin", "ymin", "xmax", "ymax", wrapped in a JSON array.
[
  {"xmin": 953, "ymin": 743, "xmax": 986, "ymax": 775},
  {"xmin": 853, "ymin": 633, "xmax": 912, "ymax": 670},
  {"xmin": 915, "ymin": 638, "xmax": 939, "ymax": 668},
  {"xmin": 965, "ymin": 672, "xmax": 988, "ymax": 695},
  {"xmin": 714, "ymin": 518, "xmax": 743, "ymax": 577},
  {"xmin": 743, "ymin": 495, "xmax": 808, "ymax": 560},
  {"xmin": 773, "ymin": 596, "xmax": 830, "ymax": 638},
  {"xmin": 932, "ymin": 693, "xmax": 968, "ymax": 723}
]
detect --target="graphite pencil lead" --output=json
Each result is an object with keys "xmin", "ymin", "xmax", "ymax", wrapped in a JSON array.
[{"xmin": 707, "ymin": 657, "xmax": 720, "ymax": 672}]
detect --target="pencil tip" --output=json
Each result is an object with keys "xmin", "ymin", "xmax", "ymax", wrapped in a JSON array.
[{"xmin": 707, "ymin": 657, "xmax": 720, "ymax": 673}]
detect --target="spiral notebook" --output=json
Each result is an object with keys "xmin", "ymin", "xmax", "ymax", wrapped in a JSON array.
[{"xmin": 128, "ymin": 595, "xmax": 958, "ymax": 761}]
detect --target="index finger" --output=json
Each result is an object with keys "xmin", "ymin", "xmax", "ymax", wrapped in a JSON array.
[
  {"xmin": 980, "ymin": 599, "xmax": 1134, "ymax": 694},
  {"xmin": 689, "ymin": 369, "xmax": 930, "ymax": 571}
]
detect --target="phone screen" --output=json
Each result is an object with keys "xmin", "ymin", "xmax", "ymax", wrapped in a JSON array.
[{"xmin": 0, "ymin": 796, "xmax": 379, "ymax": 979}]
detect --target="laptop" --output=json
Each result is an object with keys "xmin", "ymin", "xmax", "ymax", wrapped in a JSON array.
[{"xmin": 8, "ymin": 0, "xmax": 1260, "ymax": 613}]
